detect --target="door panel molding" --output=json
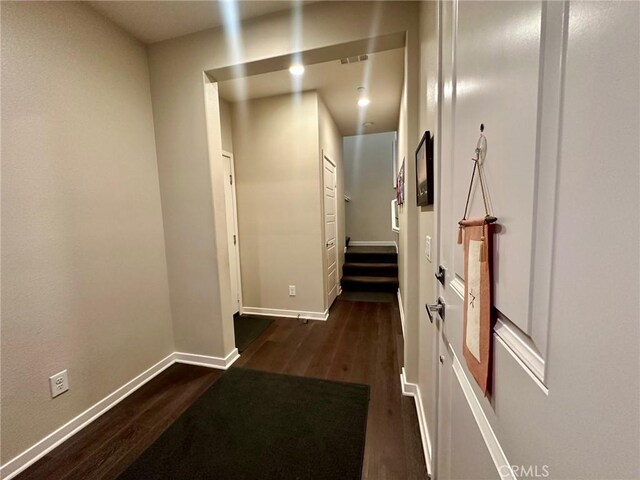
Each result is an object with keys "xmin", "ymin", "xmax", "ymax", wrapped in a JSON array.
[{"xmin": 442, "ymin": 1, "xmax": 569, "ymax": 386}]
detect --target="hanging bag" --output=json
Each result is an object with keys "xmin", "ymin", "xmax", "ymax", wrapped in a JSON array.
[{"xmin": 457, "ymin": 127, "xmax": 497, "ymax": 395}]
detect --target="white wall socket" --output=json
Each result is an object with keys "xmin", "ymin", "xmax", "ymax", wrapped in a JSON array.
[
  {"xmin": 49, "ymin": 369, "xmax": 69, "ymax": 398},
  {"xmin": 425, "ymin": 235, "xmax": 432, "ymax": 262},
  {"xmin": 289, "ymin": 285, "xmax": 296, "ymax": 296}
]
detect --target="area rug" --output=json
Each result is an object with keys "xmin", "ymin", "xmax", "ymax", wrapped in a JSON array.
[{"xmin": 119, "ymin": 368, "xmax": 370, "ymax": 480}]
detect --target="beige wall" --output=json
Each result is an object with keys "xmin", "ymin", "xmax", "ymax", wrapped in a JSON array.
[
  {"xmin": 231, "ymin": 92, "xmax": 325, "ymax": 314},
  {"xmin": 0, "ymin": 1, "xmax": 174, "ymax": 463},
  {"xmin": 219, "ymin": 97, "xmax": 234, "ymax": 153},
  {"xmin": 416, "ymin": 0, "xmax": 438, "ymax": 462},
  {"xmin": 395, "ymin": 18, "xmax": 421, "ymax": 384},
  {"xmin": 343, "ymin": 132, "xmax": 396, "ymax": 242},
  {"xmin": 146, "ymin": 0, "xmax": 421, "ymax": 356},
  {"xmin": 317, "ymin": 95, "xmax": 345, "ymax": 286}
]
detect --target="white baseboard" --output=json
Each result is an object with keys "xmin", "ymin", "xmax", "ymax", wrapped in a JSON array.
[
  {"xmin": 0, "ymin": 349, "xmax": 239, "ymax": 480},
  {"xmin": 400, "ymin": 367, "xmax": 433, "ymax": 477},
  {"xmin": 241, "ymin": 306, "xmax": 328, "ymax": 321},
  {"xmin": 174, "ymin": 348, "xmax": 240, "ymax": 370},
  {"xmin": 349, "ymin": 240, "xmax": 397, "ymax": 247},
  {"xmin": 397, "ymin": 289, "xmax": 405, "ymax": 338}
]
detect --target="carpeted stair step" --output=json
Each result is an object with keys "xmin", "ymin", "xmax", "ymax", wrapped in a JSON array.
[
  {"xmin": 343, "ymin": 262, "xmax": 398, "ymax": 277},
  {"xmin": 344, "ymin": 251, "xmax": 398, "ymax": 264},
  {"xmin": 341, "ymin": 275, "xmax": 399, "ymax": 292}
]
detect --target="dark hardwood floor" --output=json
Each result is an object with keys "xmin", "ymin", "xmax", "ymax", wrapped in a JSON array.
[{"xmin": 17, "ymin": 296, "xmax": 427, "ymax": 480}]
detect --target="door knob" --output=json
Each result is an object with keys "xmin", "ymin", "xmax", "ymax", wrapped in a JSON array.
[
  {"xmin": 435, "ymin": 265, "xmax": 446, "ymax": 285},
  {"xmin": 439, "ymin": 355, "xmax": 445, "ymax": 364},
  {"xmin": 425, "ymin": 297, "xmax": 445, "ymax": 323}
]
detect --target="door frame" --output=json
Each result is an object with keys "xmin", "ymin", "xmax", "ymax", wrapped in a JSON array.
[
  {"xmin": 222, "ymin": 150, "xmax": 243, "ymax": 315},
  {"xmin": 321, "ymin": 151, "xmax": 339, "ymax": 309}
]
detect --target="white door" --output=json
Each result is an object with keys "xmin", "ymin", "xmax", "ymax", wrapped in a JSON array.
[
  {"xmin": 223, "ymin": 152, "xmax": 241, "ymax": 315},
  {"xmin": 434, "ymin": 1, "xmax": 580, "ymax": 478},
  {"xmin": 323, "ymin": 154, "xmax": 338, "ymax": 307}
]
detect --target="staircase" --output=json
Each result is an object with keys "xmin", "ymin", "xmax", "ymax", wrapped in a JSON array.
[{"xmin": 341, "ymin": 246, "xmax": 399, "ymax": 292}]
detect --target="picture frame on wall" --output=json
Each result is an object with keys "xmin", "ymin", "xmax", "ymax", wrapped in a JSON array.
[
  {"xmin": 397, "ymin": 158, "xmax": 405, "ymax": 205},
  {"xmin": 416, "ymin": 130, "xmax": 434, "ymax": 206}
]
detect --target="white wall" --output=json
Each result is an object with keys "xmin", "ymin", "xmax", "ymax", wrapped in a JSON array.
[
  {"xmin": 1, "ymin": 1, "xmax": 174, "ymax": 463},
  {"xmin": 146, "ymin": 0, "xmax": 421, "ymax": 359},
  {"xmin": 343, "ymin": 132, "xmax": 396, "ymax": 243},
  {"xmin": 231, "ymin": 92, "xmax": 325, "ymax": 315}
]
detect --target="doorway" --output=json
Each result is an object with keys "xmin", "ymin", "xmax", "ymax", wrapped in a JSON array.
[{"xmin": 323, "ymin": 153, "xmax": 339, "ymax": 308}]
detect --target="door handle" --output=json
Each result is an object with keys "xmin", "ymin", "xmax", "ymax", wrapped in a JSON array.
[
  {"xmin": 326, "ymin": 241, "xmax": 334, "ymax": 247},
  {"xmin": 425, "ymin": 297, "xmax": 445, "ymax": 323},
  {"xmin": 435, "ymin": 265, "xmax": 446, "ymax": 285}
]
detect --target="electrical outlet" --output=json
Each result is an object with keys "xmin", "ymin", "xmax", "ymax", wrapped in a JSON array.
[
  {"xmin": 289, "ymin": 285, "xmax": 296, "ymax": 296},
  {"xmin": 425, "ymin": 235, "xmax": 432, "ymax": 262},
  {"xmin": 49, "ymin": 370, "xmax": 69, "ymax": 398}
]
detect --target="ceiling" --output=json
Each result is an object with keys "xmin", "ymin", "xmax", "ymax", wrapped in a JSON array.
[
  {"xmin": 88, "ymin": 1, "xmax": 312, "ymax": 44},
  {"xmin": 218, "ymin": 48, "xmax": 404, "ymax": 135}
]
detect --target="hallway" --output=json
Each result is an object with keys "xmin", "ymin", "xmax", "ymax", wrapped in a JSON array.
[
  {"xmin": 16, "ymin": 297, "xmax": 426, "ymax": 480},
  {"xmin": 236, "ymin": 298, "xmax": 426, "ymax": 479}
]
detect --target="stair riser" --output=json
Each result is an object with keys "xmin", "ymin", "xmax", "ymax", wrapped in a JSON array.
[
  {"xmin": 341, "ymin": 280, "xmax": 398, "ymax": 293},
  {"xmin": 344, "ymin": 253, "xmax": 398, "ymax": 264},
  {"xmin": 343, "ymin": 265, "xmax": 398, "ymax": 277}
]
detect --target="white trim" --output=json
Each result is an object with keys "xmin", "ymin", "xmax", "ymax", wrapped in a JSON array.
[
  {"xmin": 391, "ymin": 198, "xmax": 400, "ymax": 233},
  {"xmin": 348, "ymin": 240, "xmax": 397, "ymax": 247},
  {"xmin": 241, "ymin": 306, "xmax": 328, "ymax": 321},
  {"xmin": 449, "ymin": 277, "xmax": 547, "ymax": 390},
  {"xmin": 450, "ymin": 348, "xmax": 516, "ymax": 480},
  {"xmin": 1, "ymin": 353, "xmax": 174, "ymax": 480},
  {"xmin": 0, "ymin": 349, "xmax": 240, "ymax": 480},
  {"xmin": 449, "ymin": 277, "xmax": 465, "ymax": 300},
  {"xmin": 400, "ymin": 368, "xmax": 433, "ymax": 476},
  {"xmin": 397, "ymin": 289, "xmax": 405, "ymax": 338},
  {"xmin": 494, "ymin": 333, "xmax": 548, "ymax": 395},
  {"xmin": 174, "ymin": 348, "xmax": 240, "ymax": 370}
]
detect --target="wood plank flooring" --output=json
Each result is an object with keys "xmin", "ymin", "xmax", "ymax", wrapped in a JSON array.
[{"xmin": 16, "ymin": 297, "xmax": 426, "ymax": 480}]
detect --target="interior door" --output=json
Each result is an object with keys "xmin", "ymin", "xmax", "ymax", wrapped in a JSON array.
[
  {"xmin": 434, "ymin": 1, "xmax": 569, "ymax": 479},
  {"xmin": 323, "ymin": 154, "xmax": 338, "ymax": 307},
  {"xmin": 223, "ymin": 152, "xmax": 241, "ymax": 315}
]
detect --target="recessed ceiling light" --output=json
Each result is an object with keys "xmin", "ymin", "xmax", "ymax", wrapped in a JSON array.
[
  {"xmin": 363, "ymin": 122, "xmax": 375, "ymax": 127},
  {"xmin": 289, "ymin": 64, "xmax": 305, "ymax": 76},
  {"xmin": 357, "ymin": 87, "xmax": 370, "ymax": 107}
]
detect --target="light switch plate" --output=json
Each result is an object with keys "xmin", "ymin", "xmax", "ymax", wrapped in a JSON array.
[{"xmin": 425, "ymin": 235, "xmax": 432, "ymax": 262}]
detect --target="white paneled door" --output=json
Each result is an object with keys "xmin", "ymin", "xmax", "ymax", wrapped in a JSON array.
[
  {"xmin": 434, "ymin": 1, "xmax": 567, "ymax": 478},
  {"xmin": 323, "ymin": 155, "xmax": 338, "ymax": 308},
  {"xmin": 429, "ymin": 0, "xmax": 640, "ymax": 478},
  {"xmin": 223, "ymin": 152, "xmax": 241, "ymax": 315}
]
